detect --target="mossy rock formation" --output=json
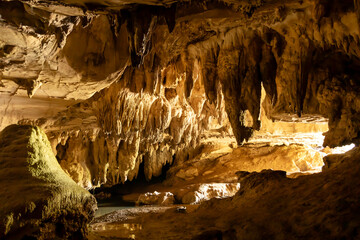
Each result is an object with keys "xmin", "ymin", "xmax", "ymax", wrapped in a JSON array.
[{"xmin": 0, "ymin": 125, "xmax": 97, "ymax": 239}]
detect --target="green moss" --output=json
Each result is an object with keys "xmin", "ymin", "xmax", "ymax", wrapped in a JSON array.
[{"xmin": 0, "ymin": 125, "xmax": 97, "ymax": 239}]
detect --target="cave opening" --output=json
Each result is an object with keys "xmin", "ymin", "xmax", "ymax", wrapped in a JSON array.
[
  {"xmin": 94, "ymin": 158, "xmax": 172, "ymax": 204},
  {"xmin": 55, "ymin": 140, "xmax": 69, "ymax": 163},
  {"xmin": 92, "ymin": 159, "xmax": 173, "ymax": 218}
]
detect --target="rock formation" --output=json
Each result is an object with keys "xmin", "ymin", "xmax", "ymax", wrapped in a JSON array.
[
  {"xmin": 0, "ymin": 125, "xmax": 97, "ymax": 239},
  {"xmin": 0, "ymin": 0, "xmax": 360, "ymax": 187},
  {"xmin": 137, "ymin": 191, "xmax": 175, "ymax": 206},
  {"xmin": 1, "ymin": 0, "xmax": 360, "ymax": 239},
  {"xmin": 1, "ymin": 0, "xmax": 360, "ymax": 189},
  {"xmin": 164, "ymin": 141, "xmax": 325, "ymax": 186},
  {"xmin": 131, "ymin": 147, "xmax": 360, "ymax": 239}
]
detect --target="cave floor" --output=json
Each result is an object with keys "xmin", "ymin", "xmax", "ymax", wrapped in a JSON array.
[{"xmin": 89, "ymin": 205, "xmax": 199, "ymax": 240}]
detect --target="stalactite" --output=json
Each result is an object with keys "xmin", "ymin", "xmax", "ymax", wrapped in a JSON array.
[{"xmin": 1, "ymin": 0, "xmax": 360, "ymax": 187}]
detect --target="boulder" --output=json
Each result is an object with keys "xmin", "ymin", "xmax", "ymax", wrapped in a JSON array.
[
  {"xmin": 0, "ymin": 125, "xmax": 97, "ymax": 239},
  {"xmin": 137, "ymin": 191, "xmax": 175, "ymax": 206},
  {"xmin": 180, "ymin": 183, "xmax": 240, "ymax": 204}
]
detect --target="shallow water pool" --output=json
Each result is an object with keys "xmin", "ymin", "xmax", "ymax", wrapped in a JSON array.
[{"xmin": 95, "ymin": 196, "xmax": 135, "ymax": 217}]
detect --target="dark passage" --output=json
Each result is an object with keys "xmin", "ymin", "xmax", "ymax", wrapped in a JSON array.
[{"xmin": 93, "ymin": 160, "xmax": 172, "ymax": 202}]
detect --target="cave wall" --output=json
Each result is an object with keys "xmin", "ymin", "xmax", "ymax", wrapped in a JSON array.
[
  {"xmin": 1, "ymin": 0, "xmax": 360, "ymax": 187},
  {"xmin": 45, "ymin": 56, "xmax": 227, "ymax": 188}
]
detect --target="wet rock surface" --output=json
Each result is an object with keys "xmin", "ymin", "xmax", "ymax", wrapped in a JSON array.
[{"xmin": 0, "ymin": 125, "xmax": 97, "ymax": 240}]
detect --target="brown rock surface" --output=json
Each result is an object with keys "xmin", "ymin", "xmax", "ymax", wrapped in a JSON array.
[
  {"xmin": 136, "ymin": 191, "xmax": 175, "ymax": 206},
  {"xmin": 0, "ymin": 125, "xmax": 97, "ymax": 239},
  {"xmin": 0, "ymin": 0, "xmax": 360, "ymax": 229},
  {"xmin": 1, "ymin": 0, "xmax": 360, "ymax": 186},
  {"xmin": 118, "ymin": 131, "xmax": 328, "ymax": 206},
  {"xmin": 112, "ymin": 147, "xmax": 360, "ymax": 240},
  {"xmin": 1, "ymin": 0, "xmax": 359, "ymax": 238},
  {"xmin": 164, "ymin": 139, "xmax": 325, "ymax": 187}
]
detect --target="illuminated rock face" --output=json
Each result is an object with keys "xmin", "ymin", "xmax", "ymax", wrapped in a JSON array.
[
  {"xmin": 132, "ymin": 148, "xmax": 360, "ymax": 239},
  {"xmin": 164, "ymin": 142, "xmax": 325, "ymax": 187},
  {"xmin": 0, "ymin": 125, "xmax": 97, "ymax": 239},
  {"xmin": 0, "ymin": 0, "xmax": 360, "ymax": 187},
  {"xmin": 180, "ymin": 183, "xmax": 241, "ymax": 204},
  {"xmin": 137, "ymin": 191, "xmax": 175, "ymax": 206}
]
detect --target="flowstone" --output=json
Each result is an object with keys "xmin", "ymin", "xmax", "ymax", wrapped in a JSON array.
[{"xmin": 0, "ymin": 125, "xmax": 97, "ymax": 240}]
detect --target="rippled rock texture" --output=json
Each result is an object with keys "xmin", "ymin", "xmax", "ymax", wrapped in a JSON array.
[
  {"xmin": 0, "ymin": 0, "xmax": 360, "ymax": 187},
  {"xmin": 0, "ymin": 125, "xmax": 97, "ymax": 239}
]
